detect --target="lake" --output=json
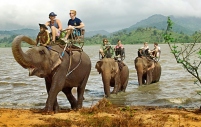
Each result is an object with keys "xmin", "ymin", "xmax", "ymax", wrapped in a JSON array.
[{"xmin": 0, "ymin": 44, "xmax": 200, "ymax": 109}]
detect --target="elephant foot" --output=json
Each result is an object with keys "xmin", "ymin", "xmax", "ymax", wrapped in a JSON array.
[
  {"xmin": 77, "ymin": 104, "xmax": 83, "ymax": 109},
  {"xmin": 111, "ymin": 91, "xmax": 117, "ymax": 94},
  {"xmin": 42, "ymin": 111, "xmax": 54, "ymax": 115},
  {"xmin": 121, "ymin": 88, "xmax": 126, "ymax": 92},
  {"xmin": 53, "ymin": 105, "xmax": 60, "ymax": 114},
  {"xmin": 41, "ymin": 107, "xmax": 54, "ymax": 115},
  {"xmin": 71, "ymin": 103, "xmax": 78, "ymax": 110}
]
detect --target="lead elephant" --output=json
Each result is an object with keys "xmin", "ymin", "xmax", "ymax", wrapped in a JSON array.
[
  {"xmin": 12, "ymin": 35, "xmax": 91, "ymax": 114},
  {"xmin": 134, "ymin": 56, "xmax": 161, "ymax": 85},
  {"xmin": 95, "ymin": 58, "xmax": 129, "ymax": 97}
]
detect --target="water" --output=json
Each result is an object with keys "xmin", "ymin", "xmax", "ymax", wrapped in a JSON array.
[{"xmin": 0, "ymin": 44, "xmax": 200, "ymax": 109}]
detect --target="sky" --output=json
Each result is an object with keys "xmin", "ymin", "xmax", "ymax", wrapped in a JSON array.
[{"xmin": 1, "ymin": 0, "xmax": 201, "ymax": 33}]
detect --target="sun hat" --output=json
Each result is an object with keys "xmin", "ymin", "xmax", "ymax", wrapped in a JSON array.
[
  {"xmin": 49, "ymin": 12, "xmax": 57, "ymax": 17},
  {"xmin": 39, "ymin": 24, "xmax": 48, "ymax": 30}
]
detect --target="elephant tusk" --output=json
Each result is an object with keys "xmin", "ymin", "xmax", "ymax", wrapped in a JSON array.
[{"xmin": 28, "ymin": 67, "xmax": 35, "ymax": 76}]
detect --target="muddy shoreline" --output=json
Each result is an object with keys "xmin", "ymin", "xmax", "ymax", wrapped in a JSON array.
[{"xmin": 0, "ymin": 99, "xmax": 201, "ymax": 127}]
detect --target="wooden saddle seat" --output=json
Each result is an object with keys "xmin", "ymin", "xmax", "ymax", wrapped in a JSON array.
[{"xmin": 49, "ymin": 29, "xmax": 85, "ymax": 49}]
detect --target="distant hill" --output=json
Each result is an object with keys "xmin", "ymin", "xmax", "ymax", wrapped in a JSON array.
[
  {"xmin": 117, "ymin": 14, "xmax": 200, "ymax": 35},
  {"xmin": 0, "ymin": 29, "xmax": 38, "ymax": 39},
  {"xmin": 0, "ymin": 29, "xmax": 110, "ymax": 38},
  {"xmin": 11, "ymin": 28, "xmax": 39, "ymax": 37}
]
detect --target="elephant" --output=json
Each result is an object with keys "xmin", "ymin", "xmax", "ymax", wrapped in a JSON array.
[
  {"xmin": 134, "ymin": 56, "xmax": 161, "ymax": 85},
  {"xmin": 95, "ymin": 58, "xmax": 129, "ymax": 97},
  {"xmin": 12, "ymin": 35, "xmax": 91, "ymax": 114}
]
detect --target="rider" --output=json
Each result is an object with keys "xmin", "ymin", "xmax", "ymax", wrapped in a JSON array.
[
  {"xmin": 114, "ymin": 40, "xmax": 124, "ymax": 56},
  {"xmin": 45, "ymin": 12, "xmax": 62, "ymax": 44},
  {"xmin": 36, "ymin": 24, "xmax": 50, "ymax": 46},
  {"xmin": 147, "ymin": 43, "xmax": 161, "ymax": 71},
  {"xmin": 150, "ymin": 42, "xmax": 161, "ymax": 59},
  {"xmin": 138, "ymin": 42, "xmax": 150, "ymax": 56},
  {"xmin": 99, "ymin": 39, "xmax": 114, "ymax": 58},
  {"xmin": 62, "ymin": 10, "xmax": 85, "ymax": 43}
]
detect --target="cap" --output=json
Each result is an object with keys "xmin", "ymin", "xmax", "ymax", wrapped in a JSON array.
[
  {"xmin": 39, "ymin": 24, "xmax": 48, "ymax": 30},
  {"xmin": 49, "ymin": 12, "xmax": 57, "ymax": 17}
]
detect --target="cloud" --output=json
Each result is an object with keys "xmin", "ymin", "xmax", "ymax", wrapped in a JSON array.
[{"xmin": 1, "ymin": 0, "xmax": 201, "ymax": 32}]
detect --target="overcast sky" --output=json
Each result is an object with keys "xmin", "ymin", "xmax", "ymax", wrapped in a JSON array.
[{"xmin": 1, "ymin": 0, "xmax": 201, "ymax": 32}]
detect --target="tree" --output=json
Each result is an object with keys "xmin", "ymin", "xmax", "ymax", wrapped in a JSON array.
[
  {"xmin": 164, "ymin": 17, "xmax": 201, "ymax": 108},
  {"xmin": 153, "ymin": 30, "xmax": 157, "ymax": 36}
]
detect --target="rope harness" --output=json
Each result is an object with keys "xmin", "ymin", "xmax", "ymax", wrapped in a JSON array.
[
  {"xmin": 66, "ymin": 54, "xmax": 82, "ymax": 77},
  {"xmin": 46, "ymin": 45, "xmax": 82, "ymax": 77}
]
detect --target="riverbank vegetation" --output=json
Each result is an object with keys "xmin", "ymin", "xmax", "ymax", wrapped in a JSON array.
[
  {"xmin": 164, "ymin": 17, "xmax": 201, "ymax": 108},
  {"xmin": 0, "ymin": 26, "xmax": 197, "ymax": 47}
]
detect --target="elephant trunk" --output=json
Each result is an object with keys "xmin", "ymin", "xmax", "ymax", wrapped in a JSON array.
[
  {"xmin": 12, "ymin": 35, "xmax": 36, "ymax": 68},
  {"xmin": 102, "ymin": 72, "xmax": 111, "ymax": 97},
  {"xmin": 135, "ymin": 58, "xmax": 143, "ymax": 85},
  {"xmin": 137, "ymin": 71, "xmax": 143, "ymax": 85}
]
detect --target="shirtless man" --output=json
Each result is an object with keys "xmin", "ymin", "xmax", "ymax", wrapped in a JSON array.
[{"xmin": 36, "ymin": 24, "xmax": 50, "ymax": 46}]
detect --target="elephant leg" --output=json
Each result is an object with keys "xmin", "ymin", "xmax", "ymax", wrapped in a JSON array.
[
  {"xmin": 121, "ymin": 77, "xmax": 128, "ymax": 92},
  {"xmin": 142, "ymin": 76, "xmax": 145, "ymax": 84},
  {"xmin": 146, "ymin": 70, "xmax": 153, "ymax": 85},
  {"xmin": 102, "ymin": 74, "xmax": 111, "ymax": 97},
  {"xmin": 44, "ymin": 86, "xmax": 63, "ymax": 114},
  {"xmin": 137, "ymin": 72, "xmax": 143, "ymax": 85},
  {"xmin": 53, "ymin": 99, "xmax": 59, "ymax": 113},
  {"xmin": 111, "ymin": 84, "xmax": 118, "ymax": 94},
  {"xmin": 62, "ymin": 87, "xmax": 77, "ymax": 109},
  {"xmin": 77, "ymin": 74, "xmax": 89, "ymax": 109},
  {"xmin": 104, "ymin": 83, "xmax": 110, "ymax": 97},
  {"xmin": 43, "ymin": 75, "xmax": 65, "ymax": 114},
  {"xmin": 44, "ymin": 78, "xmax": 60, "ymax": 114},
  {"xmin": 111, "ymin": 74, "xmax": 120, "ymax": 94}
]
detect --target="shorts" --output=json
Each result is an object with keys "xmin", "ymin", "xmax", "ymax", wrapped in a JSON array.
[
  {"xmin": 68, "ymin": 29, "xmax": 81, "ymax": 39},
  {"xmin": 56, "ymin": 28, "xmax": 60, "ymax": 36},
  {"xmin": 73, "ymin": 29, "xmax": 81, "ymax": 36}
]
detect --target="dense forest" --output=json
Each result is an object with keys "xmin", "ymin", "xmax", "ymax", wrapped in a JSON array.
[
  {"xmin": 0, "ymin": 27, "xmax": 198, "ymax": 47},
  {"xmin": 0, "ymin": 35, "xmax": 35, "ymax": 47},
  {"xmin": 84, "ymin": 27, "xmax": 195, "ymax": 45}
]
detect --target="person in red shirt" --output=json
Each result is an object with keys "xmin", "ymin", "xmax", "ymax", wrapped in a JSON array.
[{"xmin": 114, "ymin": 40, "xmax": 124, "ymax": 56}]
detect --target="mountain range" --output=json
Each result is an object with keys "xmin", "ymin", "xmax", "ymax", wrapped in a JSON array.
[
  {"xmin": 1, "ymin": 14, "xmax": 201, "ymax": 39},
  {"xmin": 117, "ymin": 14, "xmax": 201, "ymax": 35}
]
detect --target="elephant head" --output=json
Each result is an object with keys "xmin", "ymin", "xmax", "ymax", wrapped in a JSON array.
[
  {"xmin": 95, "ymin": 58, "xmax": 118, "ymax": 77},
  {"xmin": 12, "ymin": 35, "xmax": 61, "ymax": 78}
]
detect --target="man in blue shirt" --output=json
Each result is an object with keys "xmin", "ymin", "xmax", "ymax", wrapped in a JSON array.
[{"xmin": 62, "ymin": 10, "xmax": 85, "ymax": 42}]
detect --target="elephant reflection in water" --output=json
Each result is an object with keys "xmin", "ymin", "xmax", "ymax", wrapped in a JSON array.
[
  {"xmin": 12, "ymin": 35, "xmax": 91, "ymax": 114},
  {"xmin": 95, "ymin": 58, "xmax": 129, "ymax": 97},
  {"xmin": 134, "ymin": 55, "xmax": 161, "ymax": 85}
]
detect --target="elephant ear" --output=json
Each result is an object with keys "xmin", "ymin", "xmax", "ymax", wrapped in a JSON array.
[
  {"xmin": 95, "ymin": 61, "xmax": 103, "ymax": 74},
  {"xmin": 50, "ymin": 51, "xmax": 62, "ymax": 71}
]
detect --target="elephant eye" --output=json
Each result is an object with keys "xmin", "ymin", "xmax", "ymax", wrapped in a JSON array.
[{"xmin": 39, "ymin": 50, "xmax": 45, "ymax": 55}]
